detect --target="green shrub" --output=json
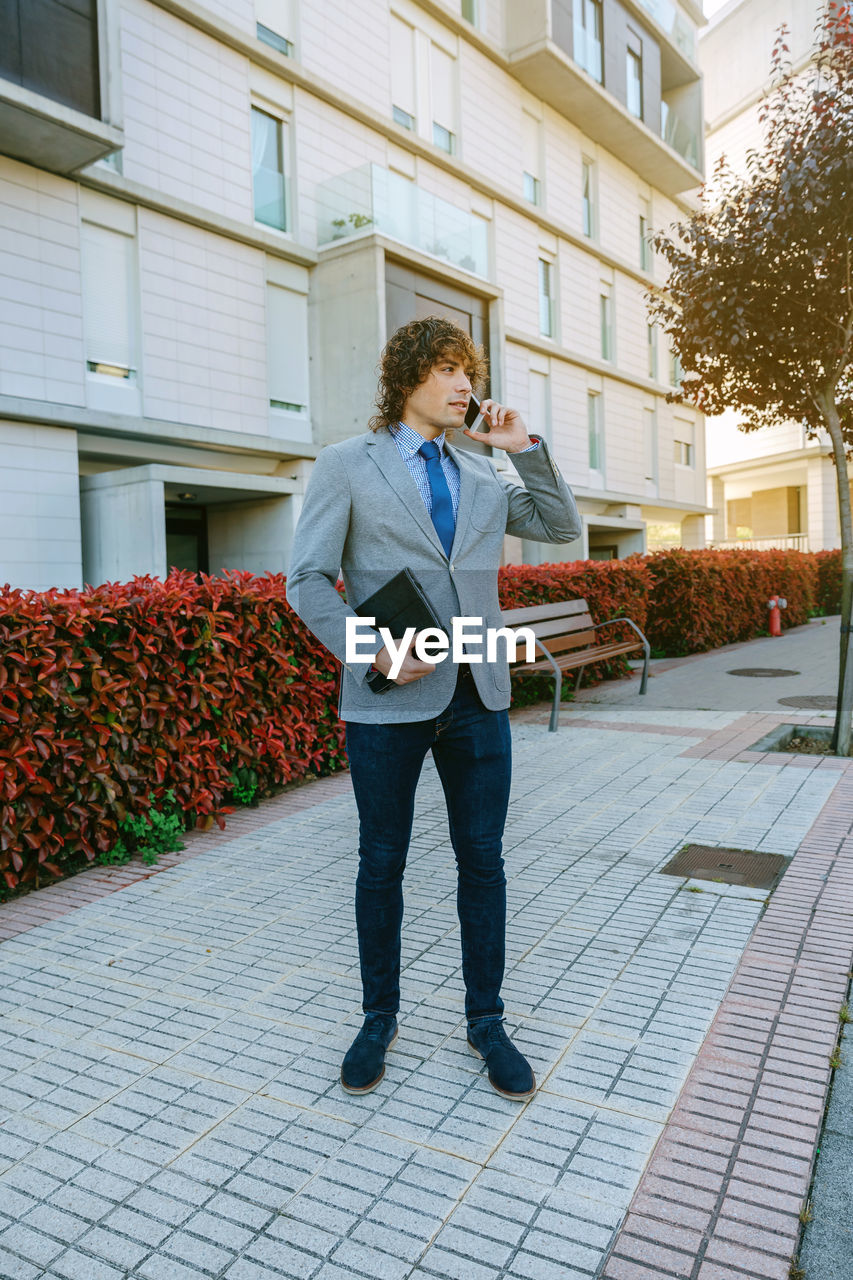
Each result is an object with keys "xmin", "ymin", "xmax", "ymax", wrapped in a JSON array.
[{"xmin": 99, "ymin": 790, "xmax": 185, "ymax": 867}]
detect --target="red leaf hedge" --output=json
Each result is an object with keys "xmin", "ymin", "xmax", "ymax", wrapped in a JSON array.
[
  {"xmin": 643, "ymin": 549, "xmax": 817, "ymax": 655},
  {"xmin": 0, "ymin": 549, "xmax": 841, "ymax": 890},
  {"xmin": 0, "ymin": 572, "xmax": 344, "ymax": 891},
  {"xmin": 814, "ymin": 549, "xmax": 842, "ymax": 615}
]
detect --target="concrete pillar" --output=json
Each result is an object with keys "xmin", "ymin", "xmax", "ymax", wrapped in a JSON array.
[
  {"xmin": 681, "ymin": 513, "xmax": 706, "ymax": 549},
  {"xmin": 707, "ymin": 475, "xmax": 725, "ymax": 544},
  {"xmin": 807, "ymin": 454, "xmax": 840, "ymax": 550},
  {"xmin": 80, "ymin": 475, "xmax": 166, "ymax": 584}
]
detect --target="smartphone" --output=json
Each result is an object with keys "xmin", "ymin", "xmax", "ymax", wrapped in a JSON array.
[{"xmin": 464, "ymin": 393, "xmax": 488, "ymax": 431}]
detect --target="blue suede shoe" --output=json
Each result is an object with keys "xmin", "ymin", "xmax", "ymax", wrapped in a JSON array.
[
  {"xmin": 467, "ymin": 1019, "xmax": 536, "ymax": 1100},
  {"xmin": 340, "ymin": 1014, "xmax": 398, "ymax": 1094}
]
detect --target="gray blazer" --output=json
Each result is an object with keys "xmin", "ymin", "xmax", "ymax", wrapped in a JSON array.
[{"xmin": 285, "ymin": 426, "xmax": 581, "ymax": 722}]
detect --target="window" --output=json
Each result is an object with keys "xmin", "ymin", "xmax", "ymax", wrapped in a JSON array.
[
  {"xmin": 256, "ymin": 0, "xmax": 295, "ymax": 57},
  {"xmin": 251, "ymin": 107, "xmax": 287, "ymax": 231},
  {"xmin": 674, "ymin": 437, "xmax": 693, "ymax": 466},
  {"xmin": 529, "ymin": 369, "xmax": 551, "ymax": 443},
  {"xmin": 647, "ymin": 323, "xmax": 658, "ymax": 379},
  {"xmin": 588, "ymin": 392, "xmax": 604, "ymax": 477},
  {"xmin": 574, "ymin": 0, "xmax": 603, "ymax": 82},
  {"xmin": 600, "ymin": 289, "xmax": 613, "ymax": 361},
  {"xmin": 391, "ymin": 16, "xmax": 417, "ymax": 132},
  {"xmin": 257, "ymin": 24, "xmax": 293, "ymax": 57},
  {"xmin": 431, "ymin": 43, "xmax": 456, "ymax": 154},
  {"xmin": 644, "ymin": 407, "xmax": 658, "ymax": 493},
  {"xmin": 582, "ymin": 158, "xmax": 596, "ymax": 238},
  {"xmin": 82, "ymin": 222, "xmax": 137, "ymax": 380},
  {"xmin": 523, "ymin": 172, "xmax": 540, "ymax": 204},
  {"xmin": 670, "ymin": 347, "xmax": 683, "ymax": 387},
  {"xmin": 538, "ymin": 259, "xmax": 554, "ymax": 338},
  {"xmin": 674, "ymin": 419, "xmax": 694, "ymax": 466},
  {"xmin": 461, "ymin": 0, "xmax": 479, "ymax": 25},
  {"xmin": 522, "ymin": 110, "xmax": 542, "ymax": 206},
  {"xmin": 391, "ymin": 20, "xmax": 458, "ymax": 151},
  {"xmin": 639, "ymin": 204, "xmax": 651, "ymax": 271},
  {"xmin": 267, "ymin": 283, "xmax": 309, "ymax": 416},
  {"xmin": 626, "ymin": 48, "xmax": 643, "ymax": 118}
]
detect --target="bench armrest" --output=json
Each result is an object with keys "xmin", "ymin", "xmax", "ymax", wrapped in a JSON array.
[{"xmin": 591, "ymin": 616, "xmax": 650, "ymax": 655}]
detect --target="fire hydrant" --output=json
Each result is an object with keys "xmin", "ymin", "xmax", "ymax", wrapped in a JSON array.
[{"xmin": 768, "ymin": 595, "xmax": 787, "ymax": 637}]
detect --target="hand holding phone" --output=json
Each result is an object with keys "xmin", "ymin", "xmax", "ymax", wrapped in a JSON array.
[{"xmin": 464, "ymin": 392, "xmax": 487, "ymax": 431}]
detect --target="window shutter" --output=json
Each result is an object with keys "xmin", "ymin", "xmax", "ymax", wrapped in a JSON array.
[
  {"xmin": 267, "ymin": 284, "xmax": 309, "ymax": 410},
  {"xmin": 430, "ymin": 43, "xmax": 454, "ymax": 133},
  {"xmin": 82, "ymin": 222, "xmax": 135, "ymax": 370},
  {"xmin": 522, "ymin": 111, "xmax": 540, "ymax": 178},
  {"xmin": 390, "ymin": 16, "xmax": 416, "ymax": 121},
  {"xmin": 256, "ymin": 0, "xmax": 294, "ymax": 40},
  {"xmin": 529, "ymin": 370, "xmax": 550, "ymax": 442},
  {"xmin": 644, "ymin": 408, "xmax": 657, "ymax": 483}
]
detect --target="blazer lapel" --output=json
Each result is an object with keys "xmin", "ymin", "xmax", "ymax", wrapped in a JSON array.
[{"xmin": 366, "ymin": 428, "xmax": 448, "ymax": 558}]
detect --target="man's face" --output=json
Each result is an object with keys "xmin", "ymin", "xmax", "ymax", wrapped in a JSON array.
[{"xmin": 400, "ymin": 356, "xmax": 473, "ymax": 437}]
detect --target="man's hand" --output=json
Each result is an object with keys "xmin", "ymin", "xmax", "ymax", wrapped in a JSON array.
[
  {"xmin": 464, "ymin": 400, "xmax": 533, "ymax": 453},
  {"xmin": 373, "ymin": 634, "xmax": 436, "ymax": 684}
]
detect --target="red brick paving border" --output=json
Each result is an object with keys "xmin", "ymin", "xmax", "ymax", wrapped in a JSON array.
[
  {"xmin": 0, "ymin": 770, "xmax": 353, "ymax": 943},
  {"xmin": 601, "ymin": 760, "xmax": 853, "ymax": 1280},
  {"xmin": 680, "ymin": 711, "xmax": 842, "ymax": 767}
]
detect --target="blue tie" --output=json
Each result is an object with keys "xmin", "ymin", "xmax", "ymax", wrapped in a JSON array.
[{"xmin": 418, "ymin": 439, "xmax": 455, "ymax": 557}]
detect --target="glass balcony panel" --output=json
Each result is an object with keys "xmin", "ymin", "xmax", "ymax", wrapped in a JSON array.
[
  {"xmin": 661, "ymin": 102, "xmax": 700, "ymax": 169},
  {"xmin": 316, "ymin": 164, "xmax": 489, "ymax": 278},
  {"xmin": 632, "ymin": 0, "xmax": 696, "ymax": 62}
]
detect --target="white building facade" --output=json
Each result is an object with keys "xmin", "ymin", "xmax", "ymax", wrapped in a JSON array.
[
  {"xmin": 0, "ymin": 0, "xmax": 707, "ymax": 590},
  {"xmin": 700, "ymin": 0, "xmax": 841, "ymax": 553}
]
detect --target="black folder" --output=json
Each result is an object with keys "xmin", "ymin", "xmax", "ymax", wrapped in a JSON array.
[{"xmin": 353, "ymin": 569, "xmax": 442, "ymax": 694}]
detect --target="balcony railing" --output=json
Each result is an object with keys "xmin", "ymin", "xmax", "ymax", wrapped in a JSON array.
[
  {"xmin": 712, "ymin": 534, "xmax": 810, "ymax": 552},
  {"xmin": 315, "ymin": 165, "xmax": 489, "ymax": 278},
  {"xmin": 661, "ymin": 100, "xmax": 700, "ymax": 171}
]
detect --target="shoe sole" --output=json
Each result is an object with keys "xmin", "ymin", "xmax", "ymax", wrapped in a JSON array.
[
  {"xmin": 340, "ymin": 1029, "xmax": 398, "ymax": 1095},
  {"xmin": 467, "ymin": 1038, "xmax": 537, "ymax": 1101}
]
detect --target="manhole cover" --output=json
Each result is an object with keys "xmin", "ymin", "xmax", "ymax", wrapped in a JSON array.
[
  {"xmin": 778, "ymin": 695, "xmax": 837, "ymax": 709},
  {"xmin": 660, "ymin": 844, "xmax": 789, "ymax": 890},
  {"xmin": 727, "ymin": 668, "xmax": 800, "ymax": 678}
]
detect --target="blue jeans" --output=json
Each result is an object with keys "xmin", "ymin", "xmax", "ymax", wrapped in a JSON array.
[{"xmin": 344, "ymin": 667, "xmax": 512, "ymax": 1025}]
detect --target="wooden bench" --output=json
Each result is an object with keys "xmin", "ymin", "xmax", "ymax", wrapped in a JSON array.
[{"xmin": 500, "ymin": 598, "xmax": 650, "ymax": 732}]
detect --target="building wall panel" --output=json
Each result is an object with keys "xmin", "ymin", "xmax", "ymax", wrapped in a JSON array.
[
  {"xmin": 0, "ymin": 423, "xmax": 82, "ymax": 589},
  {"xmin": 120, "ymin": 0, "xmax": 253, "ymax": 224},
  {"xmin": 138, "ymin": 210, "xmax": 269, "ymax": 434},
  {"xmin": 0, "ymin": 159, "xmax": 85, "ymax": 407}
]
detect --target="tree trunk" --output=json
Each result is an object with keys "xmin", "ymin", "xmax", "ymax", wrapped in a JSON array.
[{"xmin": 822, "ymin": 395, "xmax": 853, "ymax": 755}]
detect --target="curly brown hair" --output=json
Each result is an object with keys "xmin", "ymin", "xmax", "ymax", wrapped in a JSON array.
[{"xmin": 368, "ymin": 316, "xmax": 488, "ymax": 432}]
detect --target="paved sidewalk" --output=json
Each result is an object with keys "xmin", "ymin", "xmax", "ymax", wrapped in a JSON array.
[
  {"xmin": 574, "ymin": 616, "xmax": 838, "ymax": 714},
  {"xmin": 0, "ymin": 620, "xmax": 850, "ymax": 1280}
]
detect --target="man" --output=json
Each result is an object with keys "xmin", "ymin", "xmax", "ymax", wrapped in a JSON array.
[{"xmin": 286, "ymin": 317, "xmax": 580, "ymax": 1101}]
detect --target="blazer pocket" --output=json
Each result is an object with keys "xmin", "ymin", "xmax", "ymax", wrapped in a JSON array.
[{"xmin": 470, "ymin": 487, "xmax": 507, "ymax": 532}]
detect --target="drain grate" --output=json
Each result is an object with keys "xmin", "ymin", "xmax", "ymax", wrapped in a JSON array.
[
  {"xmin": 778, "ymin": 694, "xmax": 836, "ymax": 709},
  {"xmin": 660, "ymin": 843, "xmax": 789, "ymax": 890},
  {"xmin": 727, "ymin": 668, "xmax": 800, "ymax": 678}
]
